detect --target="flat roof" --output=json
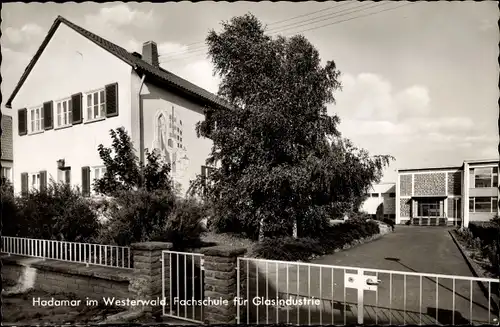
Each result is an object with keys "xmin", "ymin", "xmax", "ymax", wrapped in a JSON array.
[
  {"xmin": 398, "ymin": 165, "xmax": 462, "ymax": 173},
  {"xmin": 463, "ymin": 158, "xmax": 498, "ymax": 164},
  {"xmin": 398, "ymin": 158, "xmax": 498, "ymax": 173}
]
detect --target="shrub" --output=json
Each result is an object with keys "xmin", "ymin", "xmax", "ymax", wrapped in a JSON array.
[
  {"xmin": 1, "ymin": 178, "xmax": 21, "ymax": 236},
  {"xmin": 457, "ymin": 224, "xmax": 499, "ymax": 277},
  {"xmin": 150, "ymin": 197, "xmax": 207, "ymax": 250},
  {"xmin": 468, "ymin": 221, "xmax": 500, "ymax": 247},
  {"xmin": 97, "ymin": 189, "xmax": 175, "ymax": 246},
  {"xmin": 14, "ymin": 182, "xmax": 99, "ymax": 242},
  {"xmin": 255, "ymin": 220, "xmax": 380, "ymax": 261},
  {"xmin": 349, "ymin": 211, "xmax": 371, "ymax": 222}
]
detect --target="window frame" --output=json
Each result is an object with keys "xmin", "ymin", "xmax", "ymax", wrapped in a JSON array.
[
  {"xmin": 28, "ymin": 106, "xmax": 44, "ymax": 134},
  {"xmin": 85, "ymin": 88, "xmax": 106, "ymax": 122},
  {"xmin": 91, "ymin": 166, "xmax": 107, "ymax": 181},
  {"xmin": 469, "ymin": 196, "xmax": 497, "ymax": 213},
  {"xmin": 29, "ymin": 172, "xmax": 41, "ymax": 191},
  {"xmin": 1, "ymin": 167, "xmax": 12, "ymax": 181},
  {"xmin": 472, "ymin": 167, "xmax": 497, "ymax": 188},
  {"xmin": 90, "ymin": 166, "xmax": 107, "ymax": 195},
  {"xmin": 54, "ymin": 97, "xmax": 73, "ymax": 128}
]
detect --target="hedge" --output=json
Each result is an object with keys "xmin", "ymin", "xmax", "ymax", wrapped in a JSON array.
[{"xmin": 254, "ymin": 220, "xmax": 380, "ymax": 261}]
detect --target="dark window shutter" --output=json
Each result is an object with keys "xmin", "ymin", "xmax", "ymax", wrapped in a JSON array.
[
  {"xmin": 21, "ymin": 172, "xmax": 29, "ymax": 196},
  {"xmin": 65, "ymin": 169, "xmax": 71, "ymax": 184},
  {"xmin": 201, "ymin": 166, "xmax": 207, "ymax": 177},
  {"xmin": 105, "ymin": 82, "xmax": 119, "ymax": 118},
  {"xmin": 82, "ymin": 166, "xmax": 90, "ymax": 197},
  {"xmin": 43, "ymin": 101, "xmax": 53, "ymax": 130},
  {"xmin": 18, "ymin": 108, "xmax": 27, "ymax": 136},
  {"xmin": 39, "ymin": 170, "xmax": 48, "ymax": 192},
  {"xmin": 71, "ymin": 93, "xmax": 83, "ymax": 125}
]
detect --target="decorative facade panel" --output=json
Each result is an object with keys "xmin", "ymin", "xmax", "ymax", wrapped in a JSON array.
[
  {"xmin": 400, "ymin": 175, "xmax": 412, "ymax": 196},
  {"xmin": 414, "ymin": 173, "xmax": 446, "ymax": 196},
  {"xmin": 447, "ymin": 171, "xmax": 462, "ymax": 195},
  {"xmin": 400, "ymin": 198, "xmax": 411, "ymax": 217}
]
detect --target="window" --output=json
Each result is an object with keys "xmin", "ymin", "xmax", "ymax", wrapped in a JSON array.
[
  {"xmin": 469, "ymin": 197, "xmax": 497, "ymax": 213},
  {"xmin": 1, "ymin": 167, "xmax": 12, "ymax": 181},
  {"xmin": 473, "ymin": 167, "xmax": 496, "ymax": 188},
  {"xmin": 86, "ymin": 89, "xmax": 106, "ymax": 121},
  {"xmin": 29, "ymin": 106, "xmax": 44, "ymax": 133},
  {"xmin": 371, "ymin": 193, "xmax": 379, "ymax": 198},
  {"xmin": 90, "ymin": 166, "xmax": 106, "ymax": 194},
  {"xmin": 55, "ymin": 98, "xmax": 72, "ymax": 127},
  {"xmin": 389, "ymin": 193, "xmax": 395, "ymax": 198},
  {"xmin": 30, "ymin": 172, "xmax": 40, "ymax": 191},
  {"xmin": 92, "ymin": 166, "xmax": 107, "ymax": 181}
]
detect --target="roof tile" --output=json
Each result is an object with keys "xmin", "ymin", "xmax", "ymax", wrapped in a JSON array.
[{"xmin": 7, "ymin": 16, "xmax": 233, "ymax": 111}]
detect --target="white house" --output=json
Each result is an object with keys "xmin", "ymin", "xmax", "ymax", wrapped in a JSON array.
[
  {"xmin": 6, "ymin": 16, "xmax": 229, "ymax": 196},
  {"xmin": 360, "ymin": 183, "xmax": 396, "ymax": 220}
]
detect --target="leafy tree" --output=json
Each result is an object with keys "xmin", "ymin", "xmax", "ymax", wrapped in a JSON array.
[
  {"xmin": 94, "ymin": 127, "xmax": 173, "ymax": 195},
  {"xmin": 190, "ymin": 14, "xmax": 392, "ymax": 240}
]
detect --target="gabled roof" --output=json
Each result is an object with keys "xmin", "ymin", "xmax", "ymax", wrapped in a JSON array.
[
  {"xmin": 1, "ymin": 114, "xmax": 13, "ymax": 161},
  {"xmin": 6, "ymin": 16, "xmax": 232, "ymax": 111}
]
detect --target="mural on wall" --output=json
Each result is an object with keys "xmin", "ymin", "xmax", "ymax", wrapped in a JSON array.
[{"xmin": 152, "ymin": 105, "xmax": 190, "ymax": 190}]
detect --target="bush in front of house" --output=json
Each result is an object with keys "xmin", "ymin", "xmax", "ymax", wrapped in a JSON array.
[
  {"xmin": 468, "ymin": 221, "xmax": 500, "ymax": 248},
  {"xmin": 150, "ymin": 197, "xmax": 207, "ymax": 250},
  {"xmin": 96, "ymin": 189, "xmax": 176, "ymax": 246},
  {"xmin": 96, "ymin": 188, "xmax": 206, "ymax": 249},
  {"xmin": 1, "ymin": 178, "xmax": 22, "ymax": 237},
  {"xmin": 348, "ymin": 211, "xmax": 372, "ymax": 221},
  {"xmin": 254, "ymin": 220, "xmax": 380, "ymax": 261},
  {"xmin": 14, "ymin": 182, "xmax": 99, "ymax": 242},
  {"xmin": 467, "ymin": 221, "xmax": 500, "ymax": 276}
]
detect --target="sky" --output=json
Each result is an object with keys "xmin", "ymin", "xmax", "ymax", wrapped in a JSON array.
[{"xmin": 2, "ymin": 1, "xmax": 498, "ymax": 182}]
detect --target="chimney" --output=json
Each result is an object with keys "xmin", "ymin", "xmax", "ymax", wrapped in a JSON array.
[{"xmin": 142, "ymin": 41, "xmax": 159, "ymax": 67}]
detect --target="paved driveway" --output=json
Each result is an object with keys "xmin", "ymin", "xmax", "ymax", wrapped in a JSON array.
[
  {"xmin": 241, "ymin": 227, "xmax": 499, "ymax": 325},
  {"xmin": 312, "ymin": 226, "xmax": 472, "ymax": 275}
]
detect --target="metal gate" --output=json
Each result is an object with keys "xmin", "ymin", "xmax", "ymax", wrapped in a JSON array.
[
  {"xmin": 162, "ymin": 250, "xmax": 205, "ymax": 324},
  {"xmin": 237, "ymin": 257, "xmax": 499, "ymax": 325}
]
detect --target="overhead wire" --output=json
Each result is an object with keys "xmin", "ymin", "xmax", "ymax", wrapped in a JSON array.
[
  {"xmin": 159, "ymin": 2, "xmax": 414, "ymax": 65},
  {"xmin": 157, "ymin": 2, "xmax": 366, "ymax": 61}
]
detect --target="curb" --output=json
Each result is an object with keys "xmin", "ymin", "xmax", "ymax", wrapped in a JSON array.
[{"xmin": 449, "ymin": 230, "xmax": 500, "ymax": 317}]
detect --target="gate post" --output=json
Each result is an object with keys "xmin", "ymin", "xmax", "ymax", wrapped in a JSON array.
[
  {"xmin": 200, "ymin": 246, "xmax": 247, "ymax": 324},
  {"xmin": 130, "ymin": 242, "xmax": 173, "ymax": 318},
  {"xmin": 357, "ymin": 269, "xmax": 364, "ymax": 325}
]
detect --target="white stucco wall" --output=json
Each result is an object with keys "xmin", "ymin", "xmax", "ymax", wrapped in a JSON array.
[
  {"xmin": 361, "ymin": 183, "xmax": 396, "ymax": 216},
  {"xmin": 11, "ymin": 23, "xmax": 133, "ymax": 194},
  {"xmin": 140, "ymin": 81, "xmax": 213, "ymax": 196}
]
